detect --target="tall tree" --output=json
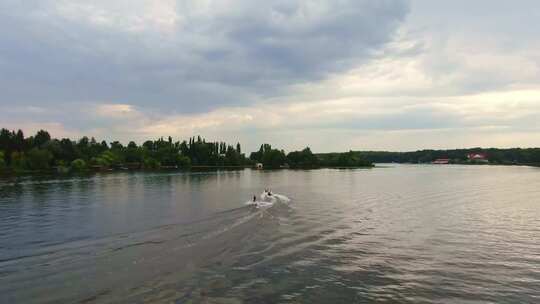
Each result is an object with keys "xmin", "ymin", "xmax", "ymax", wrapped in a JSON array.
[
  {"xmin": 34, "ymin": 130, "xmax": 51, "ymax": 147},
  {"xmin": 0, "ymin": 151, "xmax": 5, "ymax": 171},
  {"xmin": 13, "ymin": 129, "xmax": 24, "ymax": 151}
]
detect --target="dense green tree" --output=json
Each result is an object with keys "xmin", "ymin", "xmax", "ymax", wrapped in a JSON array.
[
  {"xmin": 100, "ymin": 140, "xmax": 108, "ymax": 150},
  {"xmin": 76, "ymin": 136, "xmax": 91, "ymax": 160},
  {"xmin": 0, "ymin": 129, "xmax": 14, "ymax": 165},
  {"xmin": 179, "ymin": 141, "xmax": 189, "ymax": 155},
  {"xmin": 0, "ymin": 129, "xmax": 11, "ymax": 150},
  {"xmin": 250, "ymin": 144, "xmax": 286, "ymax": 168},
  {"xmin": 125, "ymin": 141, "xmax": 143, "ymax": 163},
  {"xmin": 71, "ymin": 159, "xmax": 88, "ymax": 172},
  {"xmin": 34, "ymin": 130, "xmax": 51, "ymax": 148},
  {"xmin": 42, "ymin": 140, "xmax": 63, "ymax": 163},
  {"xmin": 225, "ymin": 145, "xmax": 240, "ymax": 166},
  {"xmin": 26, "ymin": 148, "xmax": 53, "ymax": 170},
  {"xmin": 143, "ymin": 140, "xmax": 154, "ymax": 151},
  {"xmin": 287, "ymin": 147, "xmax": 319, "ymax": 169},
  {"xmin": 56, "ymin": 160, "xmax": 70, "ymax": 174},
  {"xmin": 264, "ymin": 150, "xmax": 286, "ymax": 168},
  {"xmin": 143, "ymin": 157, "xmax": 160, "ymax": 169},
  {"xmin": 176, "ymin": 155, "xmax": 191, "ymax": 168},
  {"xmin": 58, "ymin": 138, "xmax": 78, "ymax": 162},
  {"xmin": 90, "ymin": 150, "xmax": 121, "ymax": 168},
  {"xmin": 0, "ymin": 151, "xmax": 5, "ymax": 171},
  {"xmin": 317, "ymin": 151, "xmax": 372, "ymax": 167},
  {"xmin": 249, "ymin": 144, "xmax": 270, "ymax": 163},
  {"xmin": 10, "ymin": 151, "xmax": 27, "ymax": 172},
  {"xmin": 110, "ymin": 141, "xmax": 123, "ymax": 151},
  {"xmin": 13, "ymin": 130, "xmax": 25, "ymax": 151}
]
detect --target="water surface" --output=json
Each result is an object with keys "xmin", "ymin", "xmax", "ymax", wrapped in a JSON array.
[{"xmin": 1, "ymin": 165, "xmax": 539, "ymax": 303}]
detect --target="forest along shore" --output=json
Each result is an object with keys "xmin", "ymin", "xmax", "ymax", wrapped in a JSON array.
[
  {"xmin": 2, "ymin": 128, "xmax": 539, "ymax": 176},
  {"xmin": 0, "ymin": 128, "xmax": 371, "ymax": 175}
]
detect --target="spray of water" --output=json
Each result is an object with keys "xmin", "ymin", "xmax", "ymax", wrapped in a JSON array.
[{"xmin": 245, "ymin": 191, "xmax": 290, "ymax": 208}]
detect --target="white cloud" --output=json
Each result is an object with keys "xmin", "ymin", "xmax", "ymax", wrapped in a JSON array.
[
  {"xmin": 45, "ymin": 1, "xmax": 180, "ymax": 33},
  {"xmin": 95, "ymin": 104, "xmax": 138, "ymax": 118}
]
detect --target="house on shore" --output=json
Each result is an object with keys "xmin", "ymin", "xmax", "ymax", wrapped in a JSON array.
[{"xmin": 467, "ymin": 153, "xmax": 489, "ymax": 163}]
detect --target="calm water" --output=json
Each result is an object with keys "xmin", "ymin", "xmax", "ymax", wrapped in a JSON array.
[{"xmin": 1, "ymin": 165, "xmax": 539, "ymax": 303}]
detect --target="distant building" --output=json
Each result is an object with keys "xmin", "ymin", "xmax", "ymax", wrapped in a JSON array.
[
  {"xmin": 432, "ymin": 158, "xmax": 450, "ymax": 164},
  {"xmin": 255, "ymin": 163, "xmax": 263, "ymax": 170},
  {"xmin": 467, "ymin": 153, "xmax": 489, "ymax": 163}
]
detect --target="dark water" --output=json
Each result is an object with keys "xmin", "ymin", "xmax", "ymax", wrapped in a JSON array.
[{"xmin": 1, "ymin": 165, "xmax": 539, "ymax": 303}]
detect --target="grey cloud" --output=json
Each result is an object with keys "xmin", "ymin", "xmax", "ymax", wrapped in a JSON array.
[
  {"xmin": 0, "ymin": 0, "xmax": 409, "ymax": 113},
  {"xmin": 266, "ymin": 104, "xmax": 540, "ymax": 133},
  {"xmin": 276, "ymin": 106, "xmax": 463, "ymax": 131}
]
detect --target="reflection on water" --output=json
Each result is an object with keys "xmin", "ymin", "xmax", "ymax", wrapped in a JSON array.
[{"xmin": 1, "ymin": 165, "xmax": 540, "ymax": 303}]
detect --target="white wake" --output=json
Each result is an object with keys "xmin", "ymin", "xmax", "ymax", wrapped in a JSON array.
[{"xmin": 245, "ymin": 191, "xmax": 290, "ymax": 208}]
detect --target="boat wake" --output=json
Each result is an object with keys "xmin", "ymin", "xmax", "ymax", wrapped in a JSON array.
[
  {"xmin": 245, "ymin": 191, "xmax": 291, "ymax": 208},
  {"xmin": 1, "ymin": 189, "xmax": 293, "ymax": 303}
]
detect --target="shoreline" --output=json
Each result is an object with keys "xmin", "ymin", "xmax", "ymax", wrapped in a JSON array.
[{"xmin": 3, "ymin": 162, "xmax": 539, "ymax": 178}]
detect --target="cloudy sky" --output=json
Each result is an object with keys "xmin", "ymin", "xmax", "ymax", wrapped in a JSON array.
[{"xmin": 1, "ymin": 0, "xmax": 539, "ymax": 152}]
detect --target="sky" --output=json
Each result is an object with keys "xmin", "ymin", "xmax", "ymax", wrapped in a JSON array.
[{"xmin": 1, "ymin": 0, "xmax": 539, "ymax": 152}]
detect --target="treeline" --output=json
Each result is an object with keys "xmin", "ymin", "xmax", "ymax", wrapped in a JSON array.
[
  {"xmin": 0, "ymin": 128, "xmax": 373, "ymax": 174},
  {"xmin": 316, "ymin": 151, "xmax": 374, "ymax": 168},
  {"xmin": 250, "ymin": 145, "xmax": 373, "ymax": 169},
  {"xmin": 339, "ymin": 148, "xmax": 540, "ymax": 165},
  {"xmin": 0, "ymin": 129, "xmax": 248, "ymax": 173},
  {"xmin": 3, "ymin": 128, "xmax": 538, "ymax": 174}
]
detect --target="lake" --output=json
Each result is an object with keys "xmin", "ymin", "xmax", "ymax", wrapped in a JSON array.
[{"xmin": 1, "ymin": 165, "xmax": 539, "ymax": 303}]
